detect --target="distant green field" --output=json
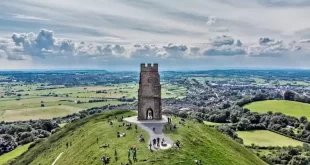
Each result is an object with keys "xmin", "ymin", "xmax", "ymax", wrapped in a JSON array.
[
  {"xmin": 270, "ymin": 80, "xmax": 310, "ymax": 86},
  {"xmin": 1, "ymin": 105, "xmax": 83, "ymax": 122},
  {"xmin": 244, "ymin": 100, "xmax": 310, "ymax": 119},
  {"xmin": 238, "ymin": 130, "xmax": 303, "ymax": 147},
  {"xmin": 0, "ymin": 143, "xmax": 32, "ymax": 165},
  {"xmin": 0, "ymin": 83, "xmax": 186, "ymax": 122},
  {"xmin": 12, "ymin": 110, "xmax": 264, "ymax": 165},
  {"xmin": 203, "ymin": 121, "xmax": 223, "ymax": 126},
  {"xmin": 0, "ymin": 100, "xmax": 126, "ymax": 122}
]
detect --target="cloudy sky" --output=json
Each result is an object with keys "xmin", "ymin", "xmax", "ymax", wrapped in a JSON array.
[{"xmin": 1, "ymin": 0, "xmax": 310, "ymax": 71}]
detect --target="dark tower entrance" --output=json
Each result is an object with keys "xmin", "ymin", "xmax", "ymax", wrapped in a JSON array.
[{"xmin": 146, "ymin": 108, "xmax": 154, "ymax": 120}]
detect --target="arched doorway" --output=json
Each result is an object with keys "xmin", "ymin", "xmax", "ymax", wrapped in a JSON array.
[{"xmin": 146, "ymin": 108, "xmax": 154, "ymax": 120}]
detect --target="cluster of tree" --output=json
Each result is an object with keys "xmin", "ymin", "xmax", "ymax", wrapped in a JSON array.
[
  {"xmin": 215, "ymin": 125, "xmax": 244, "ymax": 144},
  {"xmin": 284, "ymin": 90, "xmax": 310, "ymax": 104},
  {"xmin": 95, "ymin": 90, "xmax": 108, "ymax": 94},
  {"xmin": 235, "ymin": 90, "xmax": 310, "ymax": 108},
  {"xmin": 0, "ymin": 121, "xmax": 57, "ymax": 155},
  {"xmin": 88, "ymin": 99, "xmax": 107, "ymax": 103},
  {"xmin": 258, "ymin": 144, "xmax": 310, "ymax": 165},
  {"xmin": 236, "ymin": 91, "xmax": 282, "ymax": 107},
  {"xmin": 117, "ymin": 97, "xmax": 136, "ymax": 102},
  {"xmin": 0, "ymin": 134, "xmax": 17, "ymax": 155}
]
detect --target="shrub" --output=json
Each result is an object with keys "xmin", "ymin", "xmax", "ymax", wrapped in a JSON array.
[{"xmin": 17, "ymin": 132, "xmax": 35, "ymax": 145}]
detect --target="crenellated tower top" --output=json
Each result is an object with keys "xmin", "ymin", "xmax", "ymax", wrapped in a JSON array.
[{"xmin": 140, "ymin": 63, "xmax": 158, "ymax": 72}]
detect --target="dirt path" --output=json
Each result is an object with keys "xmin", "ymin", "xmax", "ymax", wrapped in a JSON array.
[{"xmin": 51, "ymin": 152, "xmax": 64, "ymax": 165}]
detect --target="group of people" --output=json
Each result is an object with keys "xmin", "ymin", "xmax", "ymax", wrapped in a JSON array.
[
  {"xmin": 149, "ymin": 137, "xmax": 166, "ymax": 150},
  {"xmin": 167, "ymin": 117, "xmax": 172, "ymax": 123},
  {"xmin": 127, "ymin": 147, "xmax": 137, "ymax": 162}
]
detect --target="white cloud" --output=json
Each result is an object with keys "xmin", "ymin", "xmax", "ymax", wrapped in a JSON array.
[
  {"xmin": 130, "ymin": 44, "xmax": 160, "ymax": 58},
  {"xmin": 189, "ymin": 47, "xmax": 201, "ymax": 56},
  {"xmin": 1, "ymin": 28, "xmax": 310, "ymax": 69},
  {"xmin": 0, "ymin": 37, "xmax": 30, "ymax": 61},
  {"xmin": 9, "ymin": 29, "xmax": 126, "ymax": 59},
  {"xmin": 206, "ymin": 16, "xmax": 217, "ymax": 26},
  {"xmin": 211, "ymin": 35, "xmax": 235, "ymax": 47},
  {"xmin": 129, "ymin": 43, "xmax": 189, "ymax": 59},
  {"xmin": 0, "ymin": 50, "xmax": 6, "ymax": 59},
  {"xmin": 9, "ymin": 13, "xmax": 50, "ymax": 21},
  {"xmin": 163, "ymin": 43, "xmax": 188, "ymax": 57},
  {"xmin": 247, "ymin": 37, "xmax": 302, "ymax": 56},
  {"xmin": 300, "ymin": 39, "xmax": 310, "ymax": 43},
  {"xmin": 202, "ymin": 35, "xmax": 245, "ymax": 56}
]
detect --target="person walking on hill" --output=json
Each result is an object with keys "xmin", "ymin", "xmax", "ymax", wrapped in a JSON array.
[
  {"xmin": 157, "ymin": 137, "xmax": 160, "ymax": 146},
  {"xmin": 127, "ymin": 149, "xmax": 131, "ymax": 159},
  {"xmin": 132, "ymin": 148, "xmax": 137, "ymax": 162},
  {"xmin": 149, "ymin": 142, "xmax": 152, "ymax": 151}
]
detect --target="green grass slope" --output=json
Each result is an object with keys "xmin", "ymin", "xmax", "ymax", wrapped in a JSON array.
[
  {"xmin": 0, "ymin": 143, "xmax": 32, "ymax": 165},
  {"xmin": 244, "ymin": 100, "xmax": 310, "ymax": 119},
  {"xmin": 9, "ymin": 110, "xmax": 265, "ymax": 165}
]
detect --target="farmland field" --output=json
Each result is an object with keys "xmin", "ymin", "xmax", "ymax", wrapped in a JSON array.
[
  {"xmin": 237, "ymin": 130, "xmax": 303, "ymax": 147},
  {"xmin": 244, "ymin": 100, "xmax": 310, "ymax": 119},
  {"xmin": 1, "ymin": 105, "xmax": 83, "ymax": 122},
  {"xmin": 0, "ymin": 82, "xmax": 186, "ymax": 122}
]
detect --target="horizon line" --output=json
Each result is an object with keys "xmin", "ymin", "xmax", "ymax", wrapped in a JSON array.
[{"xmin": 1, "ymin": 67, "xmax": 310, "ymax": 72}]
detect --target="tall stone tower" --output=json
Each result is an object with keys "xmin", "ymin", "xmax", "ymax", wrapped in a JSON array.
[{"xmin": 138, "ymin": 63, "xmax": 162, "ymax": 120}]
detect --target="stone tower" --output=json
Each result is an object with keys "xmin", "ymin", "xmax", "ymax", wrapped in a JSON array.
[{"xmin": 138, "ymin": 63, "xmax": 162, "ymax": 120}]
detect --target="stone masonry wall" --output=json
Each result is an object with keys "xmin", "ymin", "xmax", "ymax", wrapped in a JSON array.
[{"xmin": 138, "ymin": 63, "xmax": 162, "ymax": 120}]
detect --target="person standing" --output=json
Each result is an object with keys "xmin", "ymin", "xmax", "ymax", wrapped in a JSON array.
[
  {"xmin": 149, "ymin": 142, "xmax": 152, "ymax": 151},
  {"xmin": 133, "ymin": 149, "xmax": 137, "ymax": 162},
  {"xmin": 132, "ymin": 148, "xmax": 135, "ymax": 159},
  {"xmin": 127, "ymin": 149, "xmax": 131, "ymax": 159},
  {"xmin": 157, "ymin": 137, "xmax": 160, "ymax": 146}
]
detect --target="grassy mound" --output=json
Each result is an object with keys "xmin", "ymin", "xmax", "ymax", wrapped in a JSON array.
[
  {"xmin": 9, "ymin": 110, "xmax": 265, "ymax": 165},
  {"xmin": 244, "ymin": 100, "xmax": 310, "ymax": 119}
]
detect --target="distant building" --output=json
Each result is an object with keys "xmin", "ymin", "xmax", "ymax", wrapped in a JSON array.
[{"xmin": 138, "ymin": 63, "xmax": 162, "ymax": 120}]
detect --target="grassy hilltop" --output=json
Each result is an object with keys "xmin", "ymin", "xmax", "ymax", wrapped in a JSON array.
[{"xmin": 9, "ymin": 110, "xmax": 265, "ymax": 165}]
